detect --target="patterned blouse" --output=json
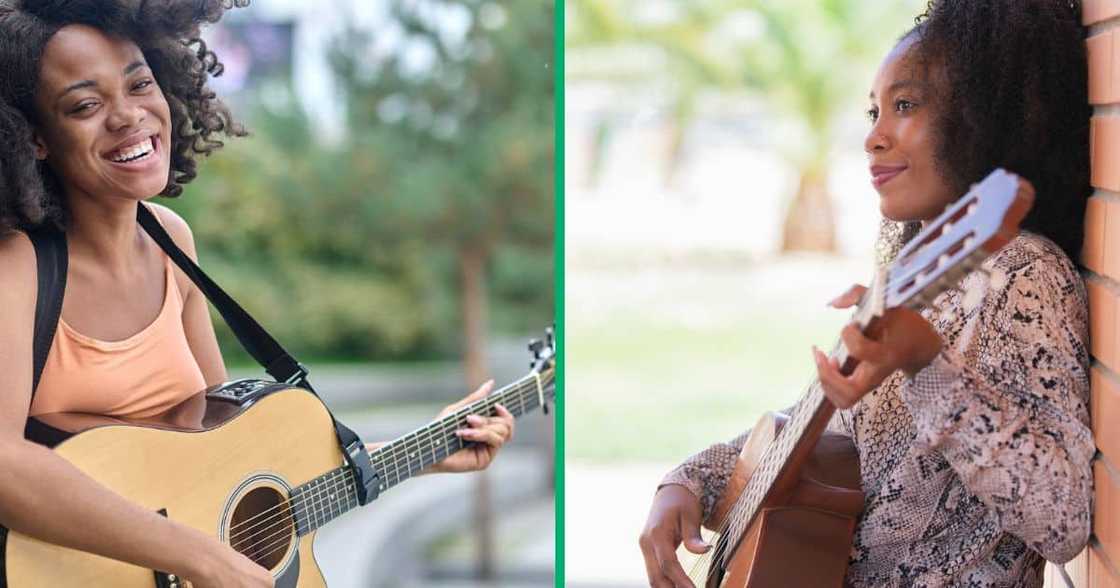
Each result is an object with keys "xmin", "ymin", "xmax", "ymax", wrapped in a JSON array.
[{"xmin": 661, "ymin": 232, "xmax": 1096, "ymax": 587}]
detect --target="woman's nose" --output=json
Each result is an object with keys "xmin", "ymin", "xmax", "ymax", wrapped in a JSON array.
[
  {"xmin": 106, "ymin": 100, "xmax": 144, "ymax": 132},
  {"xmin": 864, "ymin": 124, "xmax": 891, "ymax": 154}
]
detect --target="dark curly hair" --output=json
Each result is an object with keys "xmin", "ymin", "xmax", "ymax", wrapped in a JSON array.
[
  {"xmin": 0, "ymin": 0, "xmax": 249, "ymax": 233},
  {"xmin": 890, "ymin": 0, "xmax": 1092, "ymax": 262}
]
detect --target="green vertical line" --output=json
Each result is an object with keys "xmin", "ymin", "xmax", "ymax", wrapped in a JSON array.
[{"xmin": 554, "ymin": 0, "xmax": 566, "ymax": 586}]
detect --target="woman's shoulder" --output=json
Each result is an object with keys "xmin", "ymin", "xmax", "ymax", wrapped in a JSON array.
[
  {"xmin": 143, "ymin": 201, "xmax": 198, "ymax": 260},
  {"xmin": 981, "ymin": 231, "xmax": 1086, "ymax": 311},
  {"xmin": 0, "ymin": 228, "xmax": 39, "ymax": 333},
  {"xmin": 0, "ymin": 228, "xmax": 37, "ymax": 283},
  {"xmin": 986, "ymin": 231, "xmax": 1081, "ymax": 285}
]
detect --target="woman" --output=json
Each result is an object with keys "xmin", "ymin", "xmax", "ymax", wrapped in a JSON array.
[
  {"xmin": 0, "ymin": 1, "xmax": 514, "ymax": 587},
  {"xmin": 639, "ymin": 1, "xmax": 1095, "ymax": 586}
]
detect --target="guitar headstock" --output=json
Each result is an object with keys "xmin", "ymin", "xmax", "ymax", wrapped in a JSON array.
[
  {"xmin": 528, "ymin": 325, "xmax": 556, "ymax": 374},
  {"xmin": 884, "ymin": 168, "xmax": 1034, "ymax": 311},
  {"xmin": 527, "ymin": 325, "xmax": 557, "ymax": 412}
]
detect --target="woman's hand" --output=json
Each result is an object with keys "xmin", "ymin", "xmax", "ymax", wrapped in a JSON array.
[
  {"xmin": 639, "ymin": 484, "xmax": 708, "ymax": 588},
  {"xmin": 187, "ymin": 540, "xmax": 275, "ymax": 588},
  {"xmin": 813, "ymin": 284, "xmax": 943, "ymax": 409},
  {"xmin": 431, "ymin": 380, "xmax": 515, "ymax": 474}
]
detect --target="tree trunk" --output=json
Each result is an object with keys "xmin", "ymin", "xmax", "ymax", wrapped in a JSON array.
[
  {"xmin": 780, "ymin": 169, "xmax": 837, "ymax": 253},
  {"xmin": 459, "ymin": 245, "xmax": 496, "ymax": 580}
]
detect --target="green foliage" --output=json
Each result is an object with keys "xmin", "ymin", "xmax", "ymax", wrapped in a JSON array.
[
  {"xmin": 167, "ymin": 1, "xmax": 554, "ymax": 363},
  {"xmin": 567, "ymin": 0, "xmax": 927, "ymax": 173}
]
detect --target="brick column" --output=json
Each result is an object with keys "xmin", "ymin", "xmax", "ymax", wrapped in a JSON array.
[{"xmin": 1051, "ymin": 1, "xmax": 1120, "ymax": 586}]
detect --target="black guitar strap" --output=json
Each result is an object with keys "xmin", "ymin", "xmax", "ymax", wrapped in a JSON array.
[
  {"xmin": 28, "ymin": 225, "xmax": 66, "ymax": 395},
  {"xmin": 27, "ymin": 205, "xmax": 380, "ymax": 506}
]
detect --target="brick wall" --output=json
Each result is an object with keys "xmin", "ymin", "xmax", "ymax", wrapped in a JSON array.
[{"xmin": 1047, "ymin": 1, "xmax": 1120, "ymax": 586}]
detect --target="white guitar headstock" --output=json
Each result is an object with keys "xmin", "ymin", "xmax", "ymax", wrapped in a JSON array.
[{"xmin": 884, "ymin": 168, "xmax": 1034, "ymax": 311}]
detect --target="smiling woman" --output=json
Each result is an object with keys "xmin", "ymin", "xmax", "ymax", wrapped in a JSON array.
[
  {"xmin": 0, "ymin": 1, "xmax": 516, "ymax": 587},
  {"xmin": 639, "ymin": 1, "xmax": 1096, "ymax": 587}
]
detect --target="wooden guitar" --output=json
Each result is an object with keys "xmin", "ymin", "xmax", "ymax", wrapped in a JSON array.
[
  {"xmin": 685, "ymin": 169, "xmax": 1035, "ymax": 587},
  {"xmin": 4, "ymin": 330, "xmax": 556, "ymax": 587}
]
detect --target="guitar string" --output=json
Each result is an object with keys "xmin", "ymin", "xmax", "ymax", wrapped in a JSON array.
[
  {"xmin": 236, "ymin": 468, "xmax": 359, "ymax": 560},
  {"xmin": 242, "ymin": 372, "xmax": 560, "ymax": 562},
  {"xmin": 683, "ymin": 218, "xmax": 993, "ymax": 583},
  {"xmin": 225, "ymin": 380, "xmax": 552, "ymax": 545},
  {"xmin": 237, "ymin": 469, "xmax": 360, "ymax": 563},
  {"xmin": 227, "ymin": 466, "xmax": 351, "ymax": 542},
  {"xmin": 233, "ymin": 381, "xmax": 550, "ymax": 559},
  {"xmin": 708, "ymin": 301, "xmax": 875, "ymax": 574},
  {"xmin": 228, "ymin": 394, "xmax": 508, "ymax": 542},
  {"xmin": 226, "ymin": 378, "xmax": 546, "ymax": 538},
  {"xmin": 715, "ymin": 383, "xmax": 825, "ymax": 579},
  {"xmin": 228, "ymin": 377, "xmax": 553, "ymax": 550},
  {"xmin": 690, "ymin": 355, "xmax": 834, "ymax": 584}
]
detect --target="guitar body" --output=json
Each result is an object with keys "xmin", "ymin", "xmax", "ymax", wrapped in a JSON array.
[
  {"xmin": 7, "ymin": 387, "xmax": 335, "ymax": 587},
  {"xmin": 705, "ymin": 412, "xmax": 863, "ymax": 588}
]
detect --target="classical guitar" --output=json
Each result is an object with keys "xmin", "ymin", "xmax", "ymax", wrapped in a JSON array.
[
  {"xmin": 5, "ymin": 329, "xmax": 556, "ymax": 587},
  {"xmin": 685, "ymin": 169, "xmax": 1035, "ymax": 587}
]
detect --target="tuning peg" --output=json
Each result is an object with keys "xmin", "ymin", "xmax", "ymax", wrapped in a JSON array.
[
  {"xmin": 545, "ymin": 326, "xmax": 554, "ymax": 348},
  {"xmin": 529, "ymin": 338, "xmax": 544, "ymax": 361}
]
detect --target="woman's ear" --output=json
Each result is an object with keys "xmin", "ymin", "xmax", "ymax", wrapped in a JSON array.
[{"xmin": 31, "ymin": 133, "xmax": 48, "ymax": 161}]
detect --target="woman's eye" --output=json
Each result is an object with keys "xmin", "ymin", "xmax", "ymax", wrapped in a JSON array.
[
  {"xmin": 866, "ymin": 108, "xmax": 879, "ymax": 123},
  {"xmin": 133, "ymin": 79, "xmax": 153, "ymax": 91},
  {"xmin": 895, "ymin": 99, "xmax": 916, "ymax": 113},
  {"xmin": 71, "ymin": 102, "xmax": 98, "ymax": 115}
]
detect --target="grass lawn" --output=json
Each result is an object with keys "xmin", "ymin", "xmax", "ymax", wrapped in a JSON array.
[{"xmin": 566, "ymin": 254, "xmax": 872, "ymax": 463}]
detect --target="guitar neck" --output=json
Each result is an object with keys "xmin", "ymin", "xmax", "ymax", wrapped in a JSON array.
[
  {"xmin": 288, "ymin": 371, "xmax": 555, "ymax": 536},
  {"xmin": 720, "ymin": 346, "xmax": 842, "ymax": 552}
]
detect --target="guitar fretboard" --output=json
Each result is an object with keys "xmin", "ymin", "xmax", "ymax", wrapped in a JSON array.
[{"xmin": 289, "ymin": 370, "xmax": 555, "ymax": 535}]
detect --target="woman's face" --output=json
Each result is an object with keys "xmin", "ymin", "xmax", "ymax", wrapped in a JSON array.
[
  {"xmin": 865, "ymin": 36, "xmax": 956, "ymax": 223},
  {"xmin": 32, "ymin": 24, "xmax": 172, "ymax": 205}
]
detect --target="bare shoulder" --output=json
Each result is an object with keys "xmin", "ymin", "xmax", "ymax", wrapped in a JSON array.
[
  {"xmin": 0, "ymin": 230, "xmax": 37, "ymax": 294},
  {"xmin": 145, "ymin": 201, "xmax": 198, "ymax": 261},
  {"xmin": 0, "ymin": 229, "xmax": 38, "ymax": 433}
]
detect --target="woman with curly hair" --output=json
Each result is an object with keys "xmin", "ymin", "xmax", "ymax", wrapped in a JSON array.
[
  {"xmin": 0, "ymin": 1, "xmax": 514, "ymax": 586},
  {"xmin": 640, "ymin": 1, "xmax": 1095, "ymax": 586}
]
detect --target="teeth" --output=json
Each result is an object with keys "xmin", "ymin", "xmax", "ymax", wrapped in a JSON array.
[{"xmin": 110, "ymin": 137, "xmax": 154, "ymax": 163}]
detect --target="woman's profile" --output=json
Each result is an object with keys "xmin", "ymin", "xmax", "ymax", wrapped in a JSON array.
[{"xmin": 639, "ymin": 1, "xmax": 1095, "ymax": 586}]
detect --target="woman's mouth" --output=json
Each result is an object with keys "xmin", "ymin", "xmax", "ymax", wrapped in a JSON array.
[
  {"xmin": 104, "ymin": 135, "xmax": 160, "ymax": 170},
  {"xmin": 871, "ymin": 165, "xmax": 907, "ymax": 189}
]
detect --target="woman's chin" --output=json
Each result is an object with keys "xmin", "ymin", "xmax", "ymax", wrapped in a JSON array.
[{"xmin": 879, "ymin": 199, "xmax": 910, "ymax": 223}]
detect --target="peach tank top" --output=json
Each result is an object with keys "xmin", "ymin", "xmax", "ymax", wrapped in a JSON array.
[{"xmin": 30, "ymin": 238, "xmax": 208, "ymax": 420}]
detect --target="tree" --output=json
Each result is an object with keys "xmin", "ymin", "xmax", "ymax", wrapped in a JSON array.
[
  {"xmin": 172, "ymin": 2, "xmax": 554, "ymax": 367},
  {"xmin": 330, "ymin": 0, "xmax": 554, "ymax": 577},
  {"xmin": 567, "ymin": 0, "xmax": 924, "ymax": 252}
]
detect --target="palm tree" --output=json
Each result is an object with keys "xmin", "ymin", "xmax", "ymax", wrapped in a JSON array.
[{"xmin": 567, "ymin": 0, "xmax": 924, "ymax": 252}]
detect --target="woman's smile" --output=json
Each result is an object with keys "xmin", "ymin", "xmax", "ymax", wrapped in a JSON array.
[
  {"xmin": 870, "ymin": 164, "xmax": 908, "ymax": 189},
  {"xmin": 103, "ymin": 133, "xmax": 161, "ymax": 172}
]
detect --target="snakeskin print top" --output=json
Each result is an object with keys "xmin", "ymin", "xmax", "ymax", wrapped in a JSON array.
[{"xmin": 661, "ymin": 232, "xmax": 1096, "ymax": 587}]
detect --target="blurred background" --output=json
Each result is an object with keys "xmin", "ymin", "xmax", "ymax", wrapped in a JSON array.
[
  {"xmin": 563, "ymin": 1, "xmax": 926, "ymax": 586},
  {"xmin": 161, "ymin": 1, "xmax": 555, "ymax": 586}
]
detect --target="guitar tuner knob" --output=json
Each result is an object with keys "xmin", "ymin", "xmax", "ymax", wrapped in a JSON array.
[{"xmin": 529, "ymin": 339, "xmax": 544, "ymax": 358}]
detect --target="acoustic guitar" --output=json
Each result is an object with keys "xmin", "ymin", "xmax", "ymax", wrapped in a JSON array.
[
  {"xmin": 5, "ymin": 330, "xmax": 556, "ymax": 587},
  {"xmin": 683, "ymin": 169, "xmax": 1035, "ymax": 587}
]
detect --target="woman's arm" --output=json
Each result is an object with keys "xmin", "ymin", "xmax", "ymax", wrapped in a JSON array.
[
  {"xmin": 899, "ymin": 255, "xmax": 1094, "ymax": 563},
  {"xmin": 0, "ymin": 231, "xmax": 266, "ymax": 587},
  {"xmin": 147, "ymin": 203, "xmax": 228, "ymax": 386}
]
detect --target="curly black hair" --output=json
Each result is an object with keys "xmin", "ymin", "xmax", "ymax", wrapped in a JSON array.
[
  {"xmin": 0, "ymin": 0, "xmax": 249, "ymax": 233},
  {"xmin": 900, "ymin": 0, "xmax": 1092, "ymax": 261}
]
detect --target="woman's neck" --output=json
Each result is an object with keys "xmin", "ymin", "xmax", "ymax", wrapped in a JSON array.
[{"xmin": 65, "ymin": 194, "xmax": 150, "ymax": 275}]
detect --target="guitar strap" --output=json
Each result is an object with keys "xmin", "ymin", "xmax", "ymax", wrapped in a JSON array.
[{"xmin": 27, "ymin": 205, "xmax": 381, "ymax": 506}]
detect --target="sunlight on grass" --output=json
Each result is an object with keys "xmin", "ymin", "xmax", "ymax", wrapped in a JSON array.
[{"xmin": 566, "ymin": 255, "xmax": 873, "ymax": 463}]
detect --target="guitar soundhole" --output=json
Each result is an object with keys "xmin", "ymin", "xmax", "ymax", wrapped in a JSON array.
[{"xmin": 228, "ymin": 486, "xmax": 294, "ymax": 570}]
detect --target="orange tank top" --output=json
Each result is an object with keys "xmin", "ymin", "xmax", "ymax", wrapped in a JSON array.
[{"xmin": 30, "ymin": 245, "xmax": 208, "ymax": 419}]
